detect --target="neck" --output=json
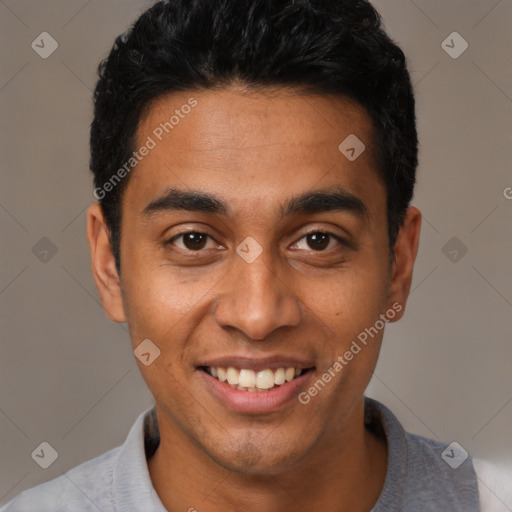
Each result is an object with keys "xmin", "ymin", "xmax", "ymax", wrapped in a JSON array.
[{"xmin": 148, "ymin": 400, "xmax": 387, "ymax": 512}]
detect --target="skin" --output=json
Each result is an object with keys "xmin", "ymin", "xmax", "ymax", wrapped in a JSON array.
[{"xmin": 87, "ymin": 85, "xmax": 421, "ymax": 512}]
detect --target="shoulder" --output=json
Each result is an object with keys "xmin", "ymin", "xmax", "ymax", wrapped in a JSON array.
[
  {"xmin": 405, "ymin": 433, "xmax": 479, "ymax": 490},
  {"xmin": 364, "ymin": 397, "xmax": 480, "ymax": 511},
  {"xmin": 396, "ymin": 432, "xmax": 480, "ymax": 510},
  {"xmin": 1, "ymin": 446, "xmax": 120, "ymax": 512}
]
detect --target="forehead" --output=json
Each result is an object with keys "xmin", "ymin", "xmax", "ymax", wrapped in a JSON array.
[
  {"xmin": 126, "ymin": 86, "xmax": 385, "ymax": 220},
  {"xmin": 138, "ymin": 86, "xmax": 376, "ymax": 160}
]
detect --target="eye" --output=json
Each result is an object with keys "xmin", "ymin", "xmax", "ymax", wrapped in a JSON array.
[
  {"xmin": 167, "ymin": 231, "xmax": 220, "ymax": 252},
  {"xmin": 291, "ymin": 230, "xmax": 347, "ymax": 252}
]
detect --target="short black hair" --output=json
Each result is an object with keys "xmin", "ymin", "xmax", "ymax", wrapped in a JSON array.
[{"xmin": 90, "ymin": 0, "xmax": 418, "ymax": 273}]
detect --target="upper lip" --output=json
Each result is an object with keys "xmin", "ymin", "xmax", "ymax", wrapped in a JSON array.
[{"xmin": 197, "ymin": 356, "xmax": 315, "ymax": 372}]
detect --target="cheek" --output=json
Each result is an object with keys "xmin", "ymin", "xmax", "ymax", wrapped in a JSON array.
[
  {"xmin": 303, "ymin": 258, "xmax": 389, "ymax": 335},
  {"xmin": 120, "ymin": 247, "xmax": 217, "ymax": 340}
]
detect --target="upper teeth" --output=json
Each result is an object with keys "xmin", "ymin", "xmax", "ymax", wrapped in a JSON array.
[{"xmin": 208, "ymin": 366, "xmax": 302, "ymax": 392}]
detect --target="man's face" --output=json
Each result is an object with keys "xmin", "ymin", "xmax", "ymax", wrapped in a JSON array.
[{"xmin": 99, "ymin": 87, "xmax": 408, "ymax": 474}]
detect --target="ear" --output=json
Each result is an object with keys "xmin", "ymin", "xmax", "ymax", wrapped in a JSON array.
[
  {"xmin": 385, "ymin": 206, "xmax": 422, "ymax": 321},
  {"xmin": 86, "ymin": 203, "xmax": 126, "ymax": 323}
]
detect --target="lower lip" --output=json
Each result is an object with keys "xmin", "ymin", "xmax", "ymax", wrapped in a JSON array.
[{"xmin": 198, "ymin": 369, "xmax": 314, "ymax": 414}]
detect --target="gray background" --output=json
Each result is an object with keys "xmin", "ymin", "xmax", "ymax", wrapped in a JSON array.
[{"xmin": 1, "ymin": 0, "xmax": 511, "ymax": 508}]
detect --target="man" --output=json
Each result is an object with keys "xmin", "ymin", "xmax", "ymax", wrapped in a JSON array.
[{"xmin": 2, "ymin": 0, "xmax": 483, "ymax": 510}]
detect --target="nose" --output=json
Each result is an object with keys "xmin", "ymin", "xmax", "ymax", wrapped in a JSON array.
[{"xmin": 212, "ymin": 245, "xmax": 302, "ymax": 341}]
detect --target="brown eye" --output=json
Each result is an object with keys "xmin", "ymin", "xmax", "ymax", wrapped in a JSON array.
[
  {"xmin": 182, "ymin": 233, "xmax": 208, "ymax": 250},
  {"xmin": 306, "ymin": 232, "xmax": 330, "ymax": 251},
  {"xmin": 168, "ymin": 232, "xmax": 216, "ymax": 252},
  {"xmin": 293, "ymin": 231, "xmax": 345, "ymax": 252}
]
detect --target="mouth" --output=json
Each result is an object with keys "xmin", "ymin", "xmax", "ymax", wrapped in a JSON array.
[{"xmin": 199, "ymin": 365, "xmax": 314, "ymax": 392}]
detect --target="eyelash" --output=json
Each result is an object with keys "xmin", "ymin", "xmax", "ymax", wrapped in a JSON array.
[{"xmin": 166, "ymin": 229, "xmax": 350, "ymax": 254}]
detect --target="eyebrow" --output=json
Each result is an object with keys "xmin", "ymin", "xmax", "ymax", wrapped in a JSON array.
[{"xmin": 142, "ymin": 186, "xmax": 369, "ymax": 221}]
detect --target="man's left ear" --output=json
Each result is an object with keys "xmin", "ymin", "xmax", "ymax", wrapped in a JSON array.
[
  {"xmin": 86, "ymin": 203, "xmax": 127, "ymax": 323},
  {"xmin": 386, "ymin": 206, "xmax": 422, "ymax": 321}
]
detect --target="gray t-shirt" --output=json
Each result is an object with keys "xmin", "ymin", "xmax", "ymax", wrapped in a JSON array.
[
  {"xmin": 1, "ymin": 397, "xmax": 480, "ymax": 511},
  {"xmin": 364, "ymin": 397, "xmax": 480, "ymax": 511}
]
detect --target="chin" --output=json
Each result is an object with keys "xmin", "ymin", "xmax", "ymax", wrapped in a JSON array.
[{"xmin": 204, "ymin": 433, "xmax": 311, "ymax": 476}]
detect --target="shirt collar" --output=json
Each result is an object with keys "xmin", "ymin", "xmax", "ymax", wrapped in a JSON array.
[
  {"xmin": 112, "ymin": 405, "xmax": 166, "ymax": 512},
  {"xmin": 111, "ymin": 398, "xmax": 403, "ymax": 511},
  {"xmin": 364, "ymin": 396, "xmax": 407, "ymax": 511}
]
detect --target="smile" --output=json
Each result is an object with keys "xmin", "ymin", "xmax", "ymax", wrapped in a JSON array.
[
  {"xmin": 197, "ymin": 357, "xmax": 316, "ymax": 413},
  {"xmin": 202, "ymin": 366, "xmax": 309, "ymax": 392}
]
